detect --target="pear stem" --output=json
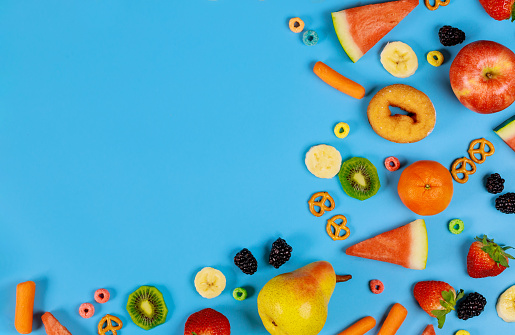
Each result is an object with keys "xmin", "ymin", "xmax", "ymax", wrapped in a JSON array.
[{"xmin": 335, "ymin": 274, "xmax": 352, "ymax": 283}]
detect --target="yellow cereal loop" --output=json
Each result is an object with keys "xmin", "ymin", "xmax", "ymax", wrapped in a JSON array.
[
  {"xmin": 456, "ymin": 330, "xmax": 470, "ymax": 335},
  {"xmin": 334, "ymin": 122, "xmax": 350, "ymax": 139},
  {"xmin": 427, "ymin": 51, "xmax": 444, "ymax": 67}
]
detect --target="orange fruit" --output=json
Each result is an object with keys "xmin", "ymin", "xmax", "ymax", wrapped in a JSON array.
[{"xmin": 397, "ymin": 160, "xmax": 453, "ymax": 216}]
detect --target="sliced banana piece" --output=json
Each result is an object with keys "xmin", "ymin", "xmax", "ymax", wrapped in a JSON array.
[
  {"xmin": 305, "ymin": 144, "xmax": 342, "ymax": 179},
  {"xmin": 380, "ymin": 41, "xmax": 418, "ymax": 78},
  {"xmin": 497, "ymin": 284, "xmax": 515, "ymax": 322},
  {"xmin": 194, "ymin": 267, "xmax": 226, "ymax": 299}
]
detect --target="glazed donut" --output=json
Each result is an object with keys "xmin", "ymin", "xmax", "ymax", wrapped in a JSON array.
[{"xmin": 367, "ymin": 84, "xmax": 436, "ymax": 143}]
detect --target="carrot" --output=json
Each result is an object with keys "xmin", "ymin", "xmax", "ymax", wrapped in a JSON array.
[
  {"xmin": 337, "ymin": 316, "xmax": 376, "ymax": 335},
  {"xmin": 313, "ymin": 61, "xmax": 366, "ymax": 99},
  {"xmin": 377, "ymin": 303, "xmax": 408, "ymax": 335},
  {"xmin": 14, "ymin": 281, "xmax": 36, "ymax": 334}
]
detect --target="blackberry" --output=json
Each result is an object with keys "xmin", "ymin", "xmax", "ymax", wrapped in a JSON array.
[
  {"xmin": 268, "ymin": 238, "xmax": 293, "ymax": 269},
  {"xmin": 234, "ymin": 248, "xmax": 258, "ymax": 275},
  {"xmin": 495, "ymin": 193, "xmax": 515, "ymax": 214},
  {"xmin": 457, "ymin": 292, "xmax": 487, "ymax": 320},
  {"xmin": 439, "ymin": 25, "xmax": 466, "ymax": 46},
  {"xmin": 486, "ymin": 173, "xmax": 505, "ymax": 194}
]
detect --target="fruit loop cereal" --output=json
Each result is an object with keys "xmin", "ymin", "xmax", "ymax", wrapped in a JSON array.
[
  {"xmin": 449, "ymin": 219, "xmax": 464, "ymax": 234},
  {"xmin": 427, "ymin": 51, "xmax": 444, "ymax": 67},
  {"xmin": 79, "ymin": 303, "xmax": 95, "ymax": 319},
  {"xmin": 451, "ymin": 157, "xmax": 476, "ymax": 184},
  {"xmin": 384, "ymin": 156, "xmax": 400, "ymax": 171},
  {"xmin": 369, "ymin": 279, "xmax": 384, "ymax": 294},
  {"xmin": 326, "ymin": 215, "xmax": 350, "ymax": 241},
  {"xmin": 94, "ymin": 289, "xmax": 110, "ymax": 304},
  {"xmin": 468, "ymin": 138, "xmax": 495, "ymax": 164},
  {"xmin": 308, "ymin": 192, "xmax": 335, "ymax": 217},
  {"xmin": 302, "ymin": 30, "xmax": 318, "ymax": 46},
  {"xmin": 233, "ymin": 287, "xmax": 248, "ymax": 301},
  {"xmin": 98, "ymin": 314, "xmax": 122, "ymax": 335},
  {"xmin": 334, "ymin": 122, "xmax": 350, "ymax": 139},
  {"xmin": 424, "ymin": 0, "xmax": 450, "ymax": 11},
  {"xmin": 288, "ymin": 17, "xmax": 304, "ymax": 33}
]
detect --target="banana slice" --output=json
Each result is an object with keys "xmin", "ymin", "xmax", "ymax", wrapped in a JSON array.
[
  {"xmin": 305, "ymin": 144, "xmax": 342, "ymax": 179},
  {"xmin": 497, "ymin": 284, "xmax": 515, "ymax": 322},
  {"xmin": 380, "ymin": 41, "xmax": 418, "ymax": 78},
  {"xmin": 194, "ymin": 267, "xmax": 226, "ymax": 299}
]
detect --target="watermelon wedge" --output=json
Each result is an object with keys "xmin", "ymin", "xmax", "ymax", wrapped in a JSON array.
[
  {"xmin": 332, "ymin": 0, "xmax": 419, "ymax": 62},
  {"xmin": 345, "ymin": 219, "xmax": 428, "ymax": 270},
  {"xmin": 421, "ymin": 325, "xmax": 436, "ymax": 335},
  {"xmin": 41, "ymin": 312, "xmax": 72, "ymax": 335},
  {"xmin": 494, "ymin": 114, "xmax": 515, "ymax": 152}
]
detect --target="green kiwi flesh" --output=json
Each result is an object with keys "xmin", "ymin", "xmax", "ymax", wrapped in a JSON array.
[
  {"xmin": 338, "ymin": 157, "xmax": 380, "ymax": 200},
  {"xmin": 126, "ymin": 285, "xmax": 168, "ymax": 330}
]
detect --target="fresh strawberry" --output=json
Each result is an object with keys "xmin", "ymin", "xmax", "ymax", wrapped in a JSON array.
[
  {"xmin": 184, "ymin": 308, "xmax": 230, "ymax": 335},
  {"xmin": 413, "ymin": 281, "xmax": 464, "ymax": 329},
  {"xmin": 467, "ymin": 235, "xmax": 514, "ymax": 278},
  {"xmin": 478, "ymin": 0, "xmax": 515, "ymax": 21}
]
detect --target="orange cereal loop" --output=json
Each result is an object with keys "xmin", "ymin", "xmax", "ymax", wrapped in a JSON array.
[
  {"xmin": 326, "ymin": 214, "xmax": 350, "ymax": 241},
  {"xmin": 308, "ymin": 192, "xmax": 335, "ymax": 217},
  {"xmin": 425, "ymin": 0, "xmax": 450, "ymax": 10},
  {"xmin": 98, "ymin": 314, "xmax": 122, "ymax": 335},
  {"xmin": 289, "ymin": 17, "xmax": 304, "ymax": 33},
  {"xmin": 451, "ymin": 157, "xmax": 476, "ymax": 184},
  {"xmin": 468, "ymin": 138, "xmax": 495, "ymax": 164}
]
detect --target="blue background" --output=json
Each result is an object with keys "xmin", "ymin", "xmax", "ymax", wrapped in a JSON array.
[{"xmin": 0, "ymin": 0, "xmax": 514, "ymax": 334}]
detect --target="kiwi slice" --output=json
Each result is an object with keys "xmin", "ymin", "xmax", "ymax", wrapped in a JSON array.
[
  {"xmin": 338, "ymin": 157, "xmax": 380, "ymax": 201},
  {"xmin": 126, "ymin": 285, "xmax": 168, "ymax": 330}
]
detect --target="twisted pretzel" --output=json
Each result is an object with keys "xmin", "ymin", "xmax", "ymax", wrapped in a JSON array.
[
  {"xmin": 468, "ymin": 138, "xmax": 495, "ymax": 164},
  {"xmin": 451, "ymin": 157, "xmax": 476, "ymax": 184},
  {"xmin": 326, "ymin": 215, "xmax": 350, "ymax": 241},
  {"xmin": 308, "ymin": 192, "xmax": 335, "ymax": 217},
  {"xmin": 424, "ymin": 0, "xmax": 450, "ymax": 10},
  {"xmin": 98, "ymin": 314, "xmax": 123, "ymax": 335}
]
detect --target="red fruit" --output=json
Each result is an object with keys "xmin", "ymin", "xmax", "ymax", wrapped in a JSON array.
[
  {"xmin": 184, "ymin": 308, "xmax": 230, "ymax": 335},
  {"xmin": 421, "ymin": 324, "xmax": 436, "ymax": 335},
  {"xmin": 478, "ymin": 0, "xmax": 515, "ymax": 21},
  {"xmin": 467, "ymin": 235, "xmax": 514, "ymax": 278},
  {"xmin": 413, "ymin": 281, "xmax": 464, "ymax": 329},
  {"xmin": 41, "ymin": 312, "xmax": 72, "ymax": 335}
]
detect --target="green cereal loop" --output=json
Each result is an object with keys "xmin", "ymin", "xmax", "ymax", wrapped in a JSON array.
[
  {"xmin": 302, "ymin": 30, "xmax": 319, "ymax": 46},
  {"xmin": 233, "ymin": 287, "xmax": 248, "ymax": 301},
  {"xmin": 449, "ymin": 219, "xmax": 464, "ymax": 234}
]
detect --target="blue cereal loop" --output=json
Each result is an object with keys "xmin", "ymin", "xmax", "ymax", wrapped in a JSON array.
[{"xmin": 302, "ymin": 30, "xmax": 318, "ymax": 46}]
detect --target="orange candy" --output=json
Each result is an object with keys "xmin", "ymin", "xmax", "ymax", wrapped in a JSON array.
[{"xmin": 397, "ymin": 160, "xmax": 453, "ymax": 216}]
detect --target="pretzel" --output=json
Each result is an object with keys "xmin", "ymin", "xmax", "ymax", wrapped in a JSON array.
[
  {"xmin": 308, "ymin": 192, "xmax": 335, "ymax": 217},
  {"xmin": 468, "ymin": 138, "xmax": 495, "ymax": 164},
  {"xmin": 326, "ymin": 215, "xmax": 350, "ymax": 241},
  {"xmin": 451, "ymin": 157, "xmax": 476, "ymax": 184},
  {"xmin": 424, "ymin": 0, "xmax": 450, "ymax": 11},
  {"xmin": 98, "ymin": 314, "xmax": 123, "ymax": 335}
]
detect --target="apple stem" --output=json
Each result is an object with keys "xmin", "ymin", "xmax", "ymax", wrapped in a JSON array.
[{"xmin": 336, "ymin": 274, "xmax": 352, "ymax": 283}]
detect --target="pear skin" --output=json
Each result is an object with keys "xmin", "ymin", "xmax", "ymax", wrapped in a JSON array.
[{"xmin": 257, "ymin": 261, "xmax": 350, "ymax": 335}]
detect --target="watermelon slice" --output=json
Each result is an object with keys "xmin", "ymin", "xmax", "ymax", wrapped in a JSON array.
[
  {"xmin": 41, "ymin": 312, "xmax": 72, "ymax": 335},
  {"xmin": 494, "ymin": 114, "xmax": 515, "ymax": 152},
  {"xmin": 421, "ymin": 325, "xmax": 436, "ymax": 335},
  {"xmin": 345, "ymin": 219, "xmax": 428, "ymax": 270},
  {"xmin": 332, "ymin": 0, "xmax": 419, "ymax": 62}
]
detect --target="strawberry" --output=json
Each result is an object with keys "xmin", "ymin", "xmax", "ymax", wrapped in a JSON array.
[
  {"xmin": 413, "ymin": 281, "xmax": 464, "ymax": 329},
  {"xmin": 467, "ymin": 235, "xmax": 514, "ymax": 278},
  {"xmin": 184, "ymin": 308, "xmax": 230, "ymax": 335},
  {"xmin": 478, "ymin": 0, "xmax": 515, "ymax": 21}
]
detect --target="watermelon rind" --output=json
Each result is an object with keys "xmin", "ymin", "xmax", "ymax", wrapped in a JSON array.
[
  {"xmin": 494, "ymin": 114, "xmax": 515, "ymax": 136},
  {"xmin": 331, "ymin": 11, "xmax": 363, "ymax": 63},
  {"xmin": 409, "ymin": 219, "xmax": 428, "ymax": 270}
]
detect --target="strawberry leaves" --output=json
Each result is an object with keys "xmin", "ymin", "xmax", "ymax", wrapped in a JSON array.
[
  {"xmin": 476, "ymin": 235, "xmax": 514, "ymax": 268},
  {"xmin": 431, "ymin": 289, "xmax": 464, "ymax": 329}
]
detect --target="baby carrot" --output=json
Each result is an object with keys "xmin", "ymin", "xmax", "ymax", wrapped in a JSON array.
[
  {"xmin": 337, "ymin": 316, "xmax": 376, "ymax": 335},
  {"xmin": 377, "ymin": 303, "xmax": 408, "ymax": 335},
  {"xmin": 15, "ymin": 281, "xmax": 36, "ymax": 334},
  {"xmin": 313, "ymin": 61, "xmax": 366, "ymax": 99}
]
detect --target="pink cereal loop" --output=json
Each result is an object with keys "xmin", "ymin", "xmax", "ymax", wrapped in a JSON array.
[
  {"xmin": 369, "ymin": 279, "xmax": 384, "ymax": 294},
  {"xmin": 94, "ymin": 288, "xmax": 110, "ymax": 304},
  {"xmin": 79, "ymin": 302, "xmax": 95, "ymax": 318},
  {"xmin": 384, "ymin": 156, "xmax": 400, "ymax": 172}
]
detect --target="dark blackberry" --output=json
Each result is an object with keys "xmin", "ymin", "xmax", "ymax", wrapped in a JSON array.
[
  {"xmin": 268, "ymin": 238, "xmax": 293, "ymax": 269},
  {"xmin": 234, "ymin": 248, "xmax": 258, "ymax": 275},
  {"xmin": 495, "ymin": 193, "xmax": 515, "ymax": 214},
  {"xmin": 439, "ymin": 25, "xmax": 466, "ymax": 46},
  {"xmin": 486, "ymin": 173, "xmax": 505, "ymax": 194},
  {"xmin": 457, "ymin": 292, "xmax": 487, "ymax": 320}
]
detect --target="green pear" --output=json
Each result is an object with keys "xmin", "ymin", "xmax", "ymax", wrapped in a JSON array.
[{"xmin": 257, "ymin": 261, "xmax": 351, "ymax": 335}]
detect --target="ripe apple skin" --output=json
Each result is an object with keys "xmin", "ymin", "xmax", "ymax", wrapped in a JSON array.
[{"xmin": 450, "ymin": 40, "xmax": 515, "ymax": 114}]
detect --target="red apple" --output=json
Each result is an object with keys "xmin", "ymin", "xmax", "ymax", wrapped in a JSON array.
[{"xmin": 450, "ymin": 40, "xmax": 515, "ymax": 114}]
